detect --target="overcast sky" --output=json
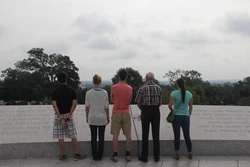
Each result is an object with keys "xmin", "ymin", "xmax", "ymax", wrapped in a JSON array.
[{"xmin": 0, "ymin": 0, "xmax": 250, "ymax": 81}]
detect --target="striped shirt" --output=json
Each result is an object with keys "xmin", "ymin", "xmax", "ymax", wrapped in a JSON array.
[
  {"xmin": 85, "ymin": 88, "xmax": 109, "ymax": 126},
  {"xmin": 135, "ymin": 81, "xmax": 162, "ymax": 106}
]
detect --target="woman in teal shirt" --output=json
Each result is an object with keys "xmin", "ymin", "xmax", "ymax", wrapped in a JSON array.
[{"xmin": 168, "ymin": 78, "xmax": 193, "ymax": 160}]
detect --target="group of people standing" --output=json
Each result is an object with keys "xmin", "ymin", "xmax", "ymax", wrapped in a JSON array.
[{"xmin": 51, "ymin": 69, "xmax": 193, "ymax": 163}]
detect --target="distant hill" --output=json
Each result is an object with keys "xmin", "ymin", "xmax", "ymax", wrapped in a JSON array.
[
  {"xmin": 159, "ymin": 79, "xmax": 239, "ymax": 85},
  {"xmin": 80, "ymin": 81, "xmax": 112, "ymax": 88},
  {"xmin": 206, "ymin": 79, "xmax": 238, "ymax": 85},
  {"xmin": 80, "ymin": 79, "xmax": 239, "ymax": 88}
]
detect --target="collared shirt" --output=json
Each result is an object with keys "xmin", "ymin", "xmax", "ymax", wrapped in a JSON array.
[{"xmin": 135, "ymin": 81, "xmax": 162, "ymax": 106}]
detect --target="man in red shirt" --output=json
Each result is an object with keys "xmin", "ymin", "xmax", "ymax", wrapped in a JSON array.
[{"xmin": 110, "ymin": 69, "xmax": 132, "ymax": 162}]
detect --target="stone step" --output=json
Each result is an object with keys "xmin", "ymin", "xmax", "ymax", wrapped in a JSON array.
[{"xmin": 1, "ymin": 140, "xmax": 250, "ymax": 159}]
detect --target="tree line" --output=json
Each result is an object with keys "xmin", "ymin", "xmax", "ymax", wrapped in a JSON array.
[{"xmin": 0, "ymin": 48, "xmax": 249, "ymax": 106}]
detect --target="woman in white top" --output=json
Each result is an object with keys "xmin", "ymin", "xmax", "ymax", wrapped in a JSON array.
[{"xmin": 85, "ymin": 74, "xmax": 110, "ymax": 161}]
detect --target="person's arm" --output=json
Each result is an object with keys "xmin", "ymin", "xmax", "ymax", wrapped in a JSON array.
[
  {"xmin": 105, "ymin": 92, "xmax": 110, "ymax": 124},
  {"xmin": 128, "ymin": 88, "xmax": 132, "ymax": 105},
  {"xmin": 67, "ymin": 100, "xmax": 77, "ymax": 118},
  {"xmin": 85, "ymin": 92, "xmax": 90, "ymax": 123},
  {"xmin": 105, "ymin": 108, "xmax": 109, "ymax": 124},
  {"xmin": 105, "ymin": 107, "xmax": 109, "ymax": 124},
  {"xmin": 51, "ymin": 91, "xmax": 63, "ymax": 120},
  {"xmin": 168, "ymin": 96, "xmax": 174, "ymax": 113},
  {"xmin": 86, "ymin": 106, "xmax": 89, "ymax": 123},
  {"xmin": 135, "ymin": 88, "xmax": 142, "ymax": 110},
  {"xmin": 52, "ymin": 101, "xmax": 63, "ymax": 120},
  {"xmin": 66, "ymin": 90, "xmax": 77, "ymax": 119},
  {"xmin": 110, "ymin": 86, "xmax": 114, "ymax": 103},
  {"xmin": 189, "ymin": 98, "xmax": 193, "ymax": 116},
  {"xmin": 159, "ymin": 88, "xmax": 162, "ymax": 107},
  {"xmin": 136, "ymin": 103, "xmax": 140, "ymax": 110}
]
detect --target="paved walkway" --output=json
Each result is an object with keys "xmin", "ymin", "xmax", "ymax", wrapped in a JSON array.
[{"xmin": 0, "ymin": 156, "xmax": 250, "ymax": 167}]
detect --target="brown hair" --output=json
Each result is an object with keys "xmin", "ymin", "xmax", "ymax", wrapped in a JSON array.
[
  {"xmin": 93, "ymin": 74, "xmax": 102, "ymax": 85},
  {"xmin": 176, "ymin": 78, "xmax": 186, "ymax": 103}
]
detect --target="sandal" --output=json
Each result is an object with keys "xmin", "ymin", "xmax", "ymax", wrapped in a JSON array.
[
  {"xmin": 172, "ymin": 154, "xmax": 179, "ymax": 160},
  {"xmin": 58, "ymin": 154, "xmax": 68, "ymax": 162}
]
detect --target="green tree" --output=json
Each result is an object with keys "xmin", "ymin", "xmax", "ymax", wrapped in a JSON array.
[
  {"xmin": 1, "ymin": 68, "xmax": 43, "ymax": 101},
  {"xmin": 15, "ymin": 48, "xmax": 80, "ymax": 90},
  {"xmin": 238, "ymin": 77, "xmax": 250, "ymax": 97},
  {"xmin": 202, "ymin": 82, "xmax": 221, "ymax": 105},
  {"xmin": 233, "ymin": 76, "xmax": 250, "ymax": 106},
  {"xmin": 163, "ymin": 69, "xmax": 224, "ymax": 105},
  {"xmin": 102, "ymin": 85, "xmax": 112, "ymax": 103},
  {"xmin": 76, "ymin": 88, "xmax": 89, "ymax": 104},
  {"xmin": 161, "ymin": 85, "xmax": 172, "ymax": 104},
  {"xmin": 1, "ymin": 48, "xmax": 80, "ymax": 103},
  {"xmin": 163, "ymin": 69, "xmax": 182, "ymax": 86},
  {"xmin": 164, "ymin": 69, "xmax": 203, "ymax": 86},
  {"xmin": 237, "ymin": 97, "xmax": 250, "ymax": 106},
  {"xmin": 112, "ymin": 67, "xmax": 144, "ymax": 104},
  {"xmin": 187, "ymin": 87, "xmax": 201, "ymax": 105},
  {"xmin": 181, "ymin": 70, "xmax": 203, "ymax": 86},
  {"xmin": 0, "ymin": 80, "xmax": 4, "ymax": 100},
  {"xmin": 217, "ymin": 82, "xmax": 235, "ymax": 105}
]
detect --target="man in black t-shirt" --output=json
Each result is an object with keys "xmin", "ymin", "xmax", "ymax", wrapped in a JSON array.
[{"xmin": 52, "ymin": 72, "xmax": 86, "ymax": 162}]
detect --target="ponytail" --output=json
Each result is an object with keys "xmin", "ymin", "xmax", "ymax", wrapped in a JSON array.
[{"xmin": 177, "ymin": 78, "xmax": 186, "ymax": 103}]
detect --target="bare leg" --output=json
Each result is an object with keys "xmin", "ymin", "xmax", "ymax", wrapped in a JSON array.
[
  {"xmin": 71, "ymin": 138, "xmax": 79, "ymax": 154},
  {"xmin": 126, "ymin": 135, "xmax": 132, "ymax": 152},
  {"xmin": 112, "ymin": 136, "xmax": 119, "ymax": 152},
  {"xmin": 58, "ymin": 139, "xmax": 66, "ymax": 155}
]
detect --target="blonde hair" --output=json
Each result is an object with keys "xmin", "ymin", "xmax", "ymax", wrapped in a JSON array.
[{"xmin": 93, "ymin": 74, "xmax": 102, "ymax": 85}]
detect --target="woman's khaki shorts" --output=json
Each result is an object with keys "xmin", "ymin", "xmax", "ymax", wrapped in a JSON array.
[{"xmin": 110, "ymin": 112, "xmax": 131, "ymax": 136}]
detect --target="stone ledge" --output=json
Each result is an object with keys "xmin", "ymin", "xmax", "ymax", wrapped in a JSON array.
[{"xmin": 1, "ymin": 140, "xmax": 250, "ymax": 159}]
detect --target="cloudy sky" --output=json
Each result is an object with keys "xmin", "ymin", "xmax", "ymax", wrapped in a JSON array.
[{"xmin": 1, "ymin": 0, "xmax": 250, "ymax": 81}]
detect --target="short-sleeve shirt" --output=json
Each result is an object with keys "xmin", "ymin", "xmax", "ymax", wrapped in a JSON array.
[
  {"xmin": 52, "ymin": 84, "xmax": 77, "ymax": 114},
  {"xmin": 85, "ymin": 88, "xmax": 109, "ymax": 126},
  {"xmin": 111, "ymin": 83, "xmax": 132, "ymax": 113},
  {"xmin": 171, "ymin": 90, "xmax": 192, "ymax": 116},
  {"xmin": 135, "ymin": 81, "xmax": 162, "ymax": 106}
]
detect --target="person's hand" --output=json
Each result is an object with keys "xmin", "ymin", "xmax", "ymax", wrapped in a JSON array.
[
  {"xmin": 58, "ymin": 115, "xmax": 64, "ymax": 121},
  {"xmin": 66, "ymin": 114, "xmax": 71, "ymax": 120}
]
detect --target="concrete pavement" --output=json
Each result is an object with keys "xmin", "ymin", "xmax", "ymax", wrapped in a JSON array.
[{"xmin": 0, "ymin": 156, "xmax": 250, "ymax": 167}]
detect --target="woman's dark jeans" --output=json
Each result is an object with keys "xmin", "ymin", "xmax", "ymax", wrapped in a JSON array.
[
  {"xmin": 89, "ymin": 125, "xmax": 106, "ymax": 158},
  {"xmin": 172, "ymin": 115, "xmax": 192, "ymax": 152}
]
